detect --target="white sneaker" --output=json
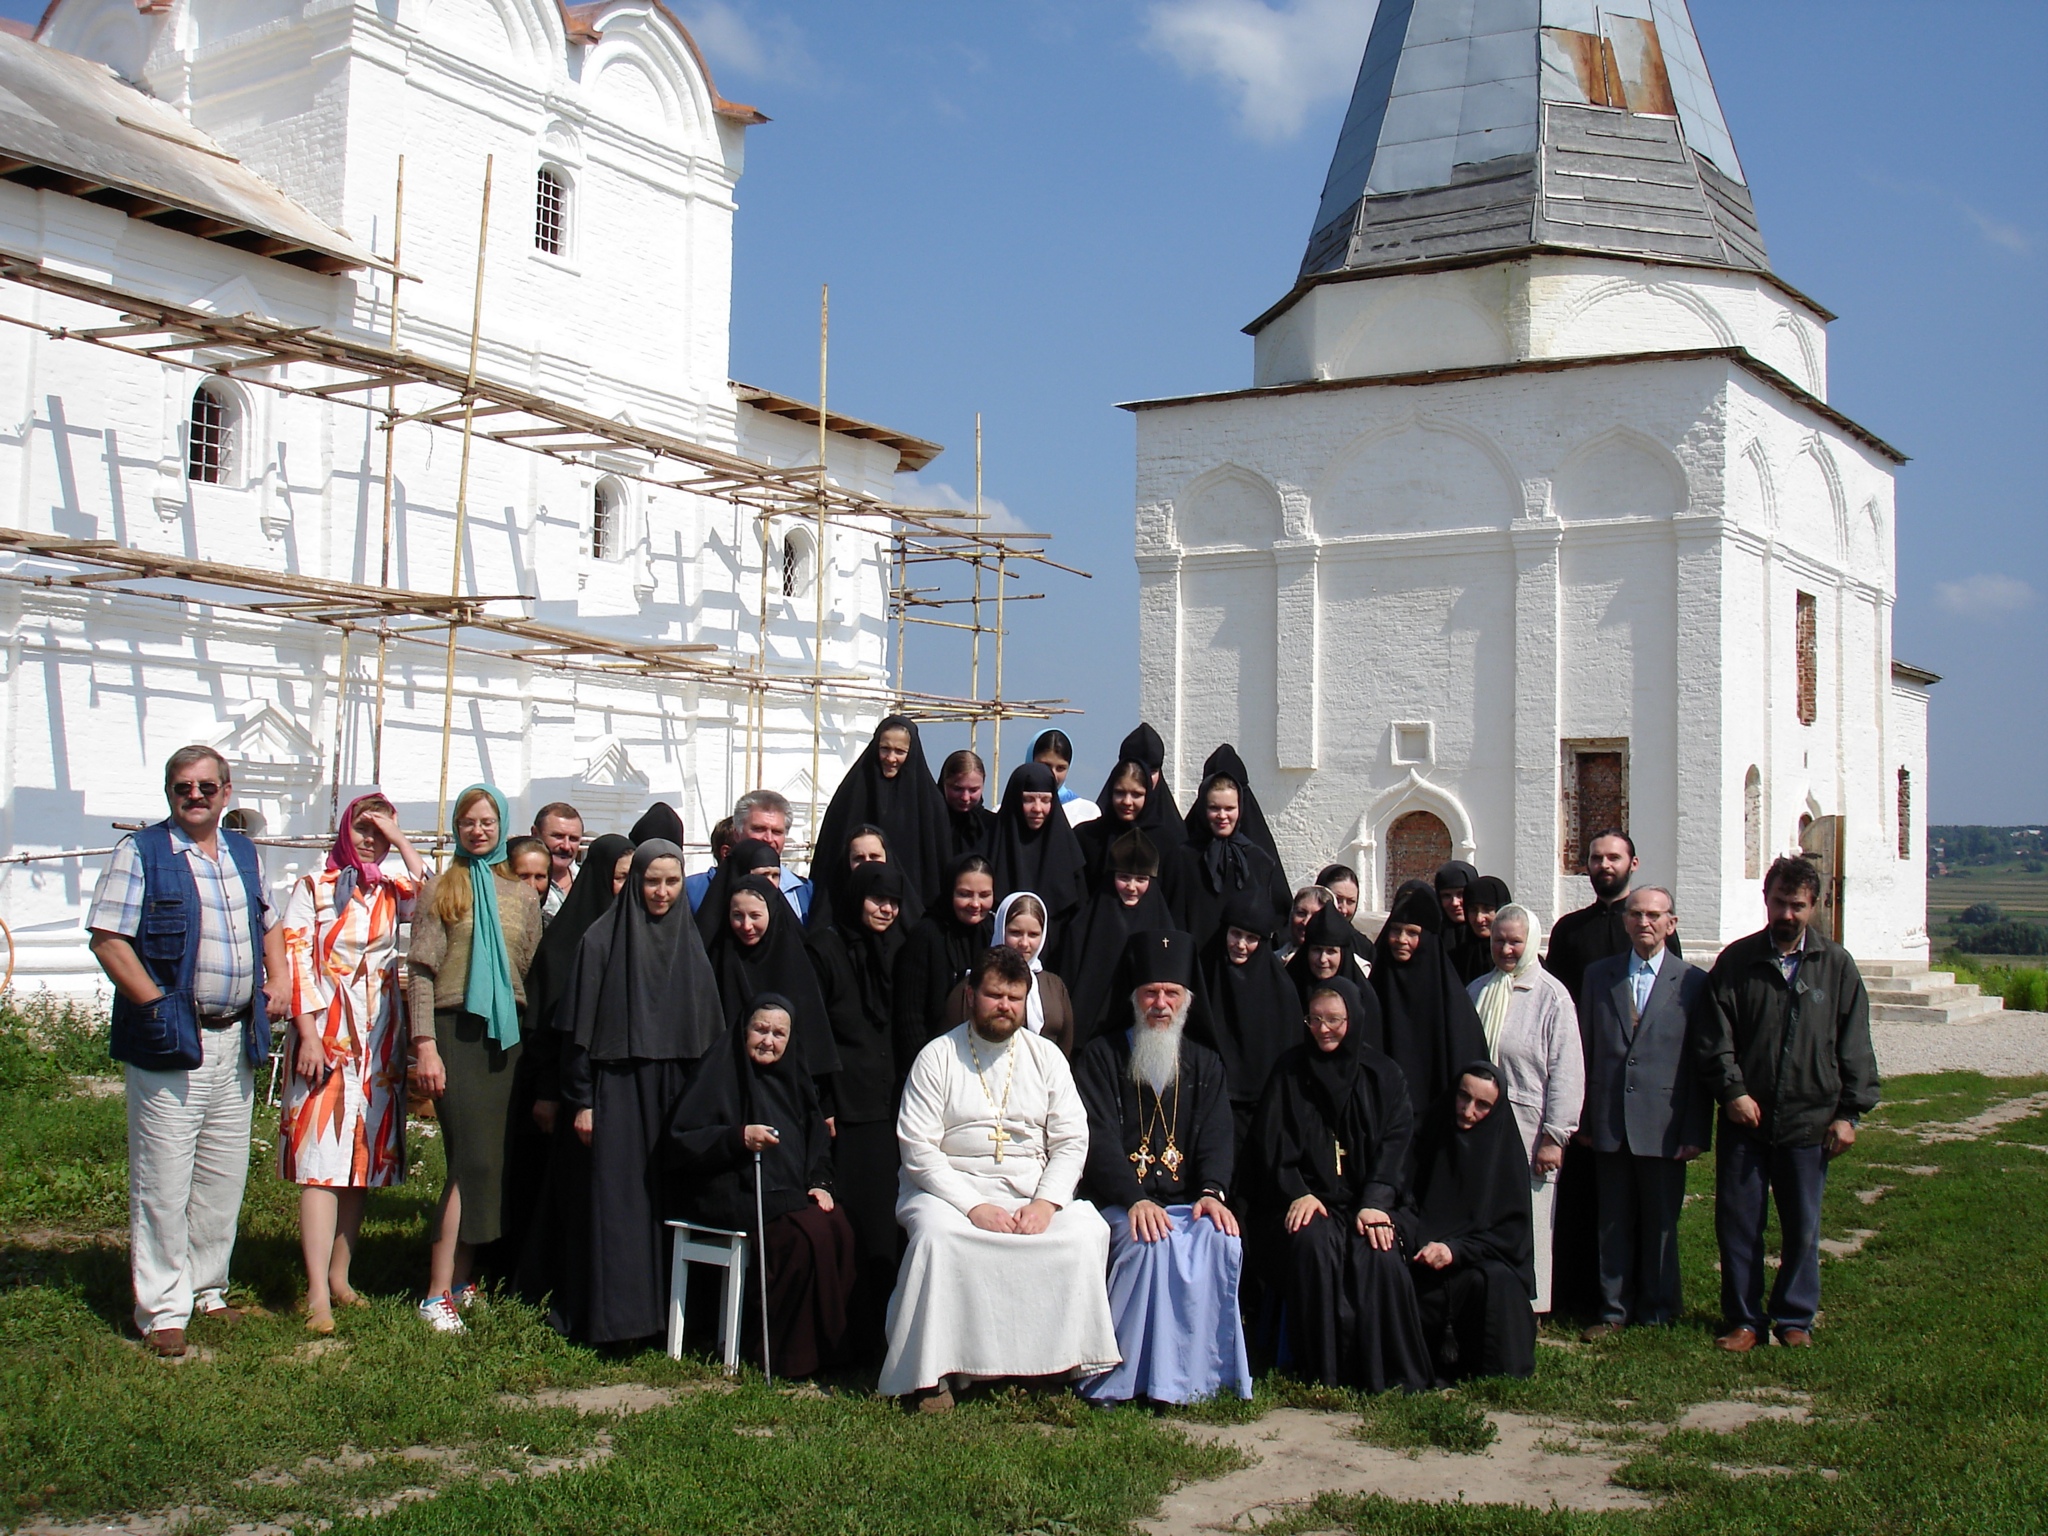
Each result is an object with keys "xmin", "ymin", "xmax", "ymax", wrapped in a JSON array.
[{"xmin": 418, "ymin": 1293, "xmax": 465, "ymax": 1333}]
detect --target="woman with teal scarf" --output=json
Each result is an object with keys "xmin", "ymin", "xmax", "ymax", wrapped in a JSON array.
[{"xmin": 406, "ymin": 784, "xmax": 542, "ymax": 1332}]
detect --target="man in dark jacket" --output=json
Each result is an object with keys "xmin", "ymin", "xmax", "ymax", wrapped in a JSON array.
[{"xmin": 1691, "ymin": 856, "xmax": 1880, "ymax": 1352}]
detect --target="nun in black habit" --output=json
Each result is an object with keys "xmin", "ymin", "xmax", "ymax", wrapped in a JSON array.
[
  {"xmin": 809, "ymin": 715, "xmax": 950, "ymax": 932},
  {"xmin": 500, "ymin": 831, "xmax": 633, "ymax": 1289},
  {"xmin": 1181, "ymin": 745, "xmax": 1286, "ymax": 886},
  {"xmin": 1253, "ymin": 977, "xmax": 1430, "ymax": 1393},
  {"xmin": 536, "ymin": 839, "xmax": 725, "ymax": 1346},
  {"xmin": 1115, "ymin": 723, "xmax": 1184, "ymax": 830},
  {"xmin": 803, "ymin": 859, "xmax": 910, "ymax": 1359},
  {"xmin": 671, "ymin": 994, "xmax": 856, "ymax": 1379},
  {"xmin": 939, "ymin": 749, "xmax": 999, "ymax": 870},
  {"xmin": 1078, "ymin": 753, "xmax": 1185, "ymax": 892},
  {"xmin": 890, "ymin": 850, "xmax": 995, "ymax": 1077},
  {"xmin": 1167, "ymin": 764, "xmax": 1287, "ymax": 948},
  {"xmin": 1434, "ymin": 861, "xmax": 1492, "ymax": 985},
  {"xmin": 1285, "ymin": 902, "xmax": 1372, "ymax": 1010},
  {"xmin": 806, "ymin": 821, "xmax": 925, "ymax": 937},
  {"xmin": 693, "ymin": 837, "xmax": 783, "ymax": 945},
  {"xmin": 1396, "ymin": 1060, "xmax": 1538, "ymax": 1382},
  {"xmin": 1055, "ymin": 828, "xmax": 1175, "ymax": 1052},
  {"xmin": 989, "ymin": 760, "xmax": 1089, "ymax": 926},
  {"xmin": 629, "ymin": 802, "xmax": 687, "ymax": 847},
  {"xmin": 1193, "ymin": 884, "xmax": 1301, "ymax": 1159},
  {"xmin": 704, "ymin": 873, "xmax": 841, "ymax": 1091},
  {"xmin": 1370, "ymin": 885, "xmax": 1490, "ymax": 1117}
]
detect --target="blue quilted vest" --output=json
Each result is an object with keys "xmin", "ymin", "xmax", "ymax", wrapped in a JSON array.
[{"xmin": 107, "ymin": 820, "xmax": 273, "ymax": 1071}]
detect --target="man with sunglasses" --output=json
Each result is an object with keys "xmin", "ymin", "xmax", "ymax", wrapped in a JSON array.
[{"xmin": 88, "ymin": 746, "xmax": 289, "ymax": 1359}]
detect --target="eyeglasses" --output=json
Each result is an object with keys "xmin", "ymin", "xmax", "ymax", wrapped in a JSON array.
[{"xmin": 171, "ymin": 781, "xmax": 224, "ymax": 799}]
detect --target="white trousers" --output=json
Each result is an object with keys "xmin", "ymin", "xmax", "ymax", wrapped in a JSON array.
[{"xmin": 127, "ymin": 1025, "xmax": 254, "ymax": 1334}]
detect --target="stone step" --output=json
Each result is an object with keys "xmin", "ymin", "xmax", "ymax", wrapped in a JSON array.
[
  {"xmin": 1861, "ymin": 960, "xmax": 1932, "ymax": 979},
  {"xmin": 1870, "ymin": 994, "xmax": 2007, "ymax": 1024},
  {"xmin": 1869, "ymin": 983, "xmax": 1977, "ymax": 1007}
]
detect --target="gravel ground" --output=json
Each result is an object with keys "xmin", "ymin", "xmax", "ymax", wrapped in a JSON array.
[{"xmin": 1874, "ymin": 1014, "xmax": 2048, "ymax": 1077}]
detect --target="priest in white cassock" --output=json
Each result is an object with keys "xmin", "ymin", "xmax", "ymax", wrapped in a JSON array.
[
  {"xmin": 879, "ymin": 944, "xmax": 1119, "ymax": 1408},
  {"xmin": 1075, "ymin": 930, "xmax": 1252, "ymax": 1404}
]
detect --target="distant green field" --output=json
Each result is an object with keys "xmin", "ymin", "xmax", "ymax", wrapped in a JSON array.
[{"xmin": 1925, "ymin": 863, "xmax": 2048, "ymax": 928}]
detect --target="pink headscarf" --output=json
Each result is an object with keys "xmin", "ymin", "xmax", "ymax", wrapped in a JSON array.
[{"xmin": 328, "ymin": 793, "xmax": 394, "ymax": 892}]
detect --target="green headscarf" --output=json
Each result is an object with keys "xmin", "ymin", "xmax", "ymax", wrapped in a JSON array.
[{"xmin": 453, "ymin": 783, "xmax": 521, "ymax": 1052}]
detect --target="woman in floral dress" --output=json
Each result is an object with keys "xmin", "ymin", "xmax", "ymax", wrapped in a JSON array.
[{"xmin": 280, "ymin": 793, "xmax": 424, "ymax": 1333}]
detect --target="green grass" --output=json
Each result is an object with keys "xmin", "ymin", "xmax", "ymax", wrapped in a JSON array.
[
  {"xmin": 4, "ymin": 995, "xmax": 2047, "ymax": 1535},
  {"xmin": 1926, "ymin": 861, "xmax": 2048, "ymax": 929}
]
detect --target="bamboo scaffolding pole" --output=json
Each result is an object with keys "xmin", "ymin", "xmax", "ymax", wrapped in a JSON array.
[
  {"xmin": 968, "ymin": 413, "xmax": 982, "ymax": 759},
  {"xmin": 435, "ymin": 154, "xmax": 492, "ymax": 855},
  {"xmin": 810, "ymin": 283, "xmax": 827, "ymax": 838},
  {"xmin": 371, "ymin": 155, "xmax": 403, "ymax": 787},
  {"xmin": 993, "ymin": 550, "xmax": 1006, "ymax": 785},
  {"xmin": 893, "ymin": 533, "xmax": 908, "ymax": 709},
  {"xmin": 328, "ymin": 623, "xmax": 350, "ymax": 832}
]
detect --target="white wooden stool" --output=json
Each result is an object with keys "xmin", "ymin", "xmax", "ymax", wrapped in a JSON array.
[{"xmin": 665, "ymin": 1220, "xmax": 750, "ymax": 1373}]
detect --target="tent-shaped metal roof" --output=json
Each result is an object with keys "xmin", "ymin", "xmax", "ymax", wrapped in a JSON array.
[{"xmin": 1302, "ymin": 0, "xmax": 1766, "ymax": 283}]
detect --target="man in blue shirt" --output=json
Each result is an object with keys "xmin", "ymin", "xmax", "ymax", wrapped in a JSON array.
[{"xmin": 685, "ymin": 792, "xmax": 811, "ymax": 920}]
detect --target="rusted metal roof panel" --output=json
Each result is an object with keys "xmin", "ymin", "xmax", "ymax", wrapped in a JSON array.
[
  {"xmin": 0, "ymin": 31, "xmax": 388, "ymax": 274},
  {"xmin": 1303, "ymin": 0, "xmax": 1764, "ymax": 284}
]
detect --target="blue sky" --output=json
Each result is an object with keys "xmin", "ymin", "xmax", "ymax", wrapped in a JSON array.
[
  {"xmin": 674, "ymin": 0, "xmax": 2044, "ymax": 822},
  {"xmin": 8, "ymin": 0, "xmax": 2039, "ymax": 821}
]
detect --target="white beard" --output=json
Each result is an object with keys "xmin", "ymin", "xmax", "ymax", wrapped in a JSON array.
[{"xmin": 1127, "ymin": 998, "xmax": 1190, "ymax": 1096}]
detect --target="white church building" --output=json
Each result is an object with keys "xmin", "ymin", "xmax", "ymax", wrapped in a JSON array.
[
  {"xmin": 1127, "ymin": 0, "xmax": 1932, "ymax": 960},
  {"xmin": 0, "ymin": 0, "xmax": 930, "ymax": 989}
]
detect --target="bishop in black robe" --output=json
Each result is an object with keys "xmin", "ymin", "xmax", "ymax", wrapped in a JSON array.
[
  {"xmin": 1075, "ymin": 930, "xmax": 1252, "ymax": 1404},
  {"xmin": 1253, "ymin": 977, "xmax": 1431, "ymax": 1393},
  {"xmin": 1396, "ymin": 1061, "xmax": 1538, "ymax": 1383}
]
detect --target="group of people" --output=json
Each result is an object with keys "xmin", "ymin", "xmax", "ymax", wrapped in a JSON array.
[{"xmin": 90, "ymin": 722, "xmax": 1878, "ymax": 1403}]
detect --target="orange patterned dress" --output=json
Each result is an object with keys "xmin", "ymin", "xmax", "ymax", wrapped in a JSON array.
[{"xmin": 279, "ymin": 870, "xmax": 417, "ymax": 1187}]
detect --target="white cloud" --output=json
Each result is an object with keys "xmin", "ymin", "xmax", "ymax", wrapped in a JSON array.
[
  {"xmin": 1957, "ymin": 202, "xmax": 2035, "ymax": 256},
  {"xmin": 1934, "ymin": 573, "xmax": 2036, "ymax": 617},
  {"xmin": 1144, "ymin": 0, "xmax": 1379, "ymax": 143},
  {"xmin": 893, "ymin": 474, "xmax": 1028, "ymax": 534},
  {"xmin": 674, "ymin": 1, "xmax": 814, "ymax": 85}
]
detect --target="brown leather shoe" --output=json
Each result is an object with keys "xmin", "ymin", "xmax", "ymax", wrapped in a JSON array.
[
  {"xmin": 1715, "ymin": 1326, "xmax": 1760, "ymax": 1353},
  {"xmin": 146, "ymin": 1328, "xmax": 188, "ymax": 1359},
  {"xmin": 913, "ymin": 1385, "xmax": 955, "ymax": 1414},
  {"xmin": 199, "ymin": 1304, "xmax": 248, "ymax": 1328},
  {"xmin": 1580, "ymin": 1322, "xmax": 1623, "ymax": 1342},
  {"xmin": 1777, "ymin": 1327, "xmax": 1815, "ymax": 1348}
]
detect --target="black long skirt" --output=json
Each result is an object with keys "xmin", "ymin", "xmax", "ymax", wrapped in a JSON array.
[
  {"xmin": 1412, "ymin": 1258, "xmax": 1537, "ymax": 1383},
  {"xmin": 1549, "ymin": 1142, "xmax": 1602, "ymax": 1316},
  {"xmin": 525, "ymin": 1056, "xmax": 692, "ymax": 1346},
  {"xmin": 1282, "ymin": 1215, "xmax": 1431, "ymax": 1393},
  {"xmin": 831, "ymin": 1118, "xmax": 900, "ymax": 1364},
  {"xmin": 751, "ymin": 1202, "xmax": 857, "ymax": 1379}
]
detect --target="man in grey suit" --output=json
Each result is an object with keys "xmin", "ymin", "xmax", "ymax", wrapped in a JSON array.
[{"xmin": 1575, "ymin": 886, "xmax": 1711, "ymax": 1339}]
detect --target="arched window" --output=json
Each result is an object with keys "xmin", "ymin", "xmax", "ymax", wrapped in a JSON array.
[
  {"xmin": 589, "ymin": 478, "xmax": 624, "ymax": 560},
  {"xmin": 780, "ymin": 529, "xmax": 813, "ymax": 599},
  {"xmin": 187, "ymin": 382, "xmax": 236, "ymax": 483},
  {"xmin": 223, "ymin": 808, "xmax": 266, "ymax": 835},
  {"xmin": 1897, "ymin": 767, "xmax": 1912, "ymax": 861},
  {"xmin": 535, "ymin": 165, "xmax": 569, "ymax": 256},
  {"xmin": 1743, "ymin": 765, "xmax": 1762, "ymax": 880}
]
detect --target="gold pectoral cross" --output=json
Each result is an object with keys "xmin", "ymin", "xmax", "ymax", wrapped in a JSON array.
[
  {"xmin": 1333, "ymin": 1138, "xmax": 1347, "ymax": 1176},
  {"xmin": 987, "ymin": 1122, "xmax": 1013, "ymax": 1163},
  {"xmin": 1129, "ymin": 1139, "xmax": 1154, "ymax": 1180}
]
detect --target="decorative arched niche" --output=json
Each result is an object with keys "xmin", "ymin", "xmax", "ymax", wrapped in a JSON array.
[
  {"xmin": 1343, "ymin": 770, "xmax": 1478, "ymax": 913},
  {"xmin": 412, "ymin": 0, "xmax": 550, "ymax": 81},
  {"xmin": 1312, "ymin": 417, "xmax": 1518, "ymax": 540},
  {"xmin": 1551, "ymin": 429, "xmax": 1687, "ymax": 522},
  {"xmin": 1171, "ymin": 465, "xmax": 1282, "ymax": 551},
  {"xmin": 1782, "ymin": 438, "xmax": 1848, "ymax": 563},
  {"xmin": 1334, "ymin": 294, "xmax": 1508, "ymax": 377}
]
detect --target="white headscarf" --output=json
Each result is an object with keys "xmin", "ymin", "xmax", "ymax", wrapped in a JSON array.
[
  {"xmin": 1474, "ymin": 903, "xmax": 1542, "ymax": 1058},
  {"xmin": 992, "ymin": 890, "xmax": 1049, "ymax": 1037}
]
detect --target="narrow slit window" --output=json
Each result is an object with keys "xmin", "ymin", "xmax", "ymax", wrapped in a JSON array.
[
  {"xmin": 1897, "ymin": 768, "xmax": 1912, "ymax": 860},
  {"xmin": 782, "ymin": 535, "xmax": 800, "ymax": 597},
  {"xmin": 589, "ymin": 480, "xmax": 621, "ymax": 560},
  {"xmin": 535, "ymin": 166, "xmax": 568, "ymax": 256},
  {"xmin": 1795, "ymin": 591, "xmax": 1818, "ymax": 726},
  {"xmin": 187, "ymin": 384, "xmax": 234, "ymax": 484}
]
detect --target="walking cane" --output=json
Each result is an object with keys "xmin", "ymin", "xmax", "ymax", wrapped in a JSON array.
[{"xmin": 753, "ymin": 1145, "xmax": 773, "ymax": 1385}]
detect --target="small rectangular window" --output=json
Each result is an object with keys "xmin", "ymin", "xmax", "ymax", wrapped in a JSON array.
[
  {"xmin": 1795, "ymin": 591, "xmax": 1818, "ymax": 726},
  {"xmin": 535, "ymin": 166, "xmax": 567, "ymax": 256}
]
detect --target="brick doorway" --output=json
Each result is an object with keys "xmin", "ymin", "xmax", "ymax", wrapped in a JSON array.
[{"xmin": 1385, "ymin": 810, "xmax": 1452, "ymax": 906}]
